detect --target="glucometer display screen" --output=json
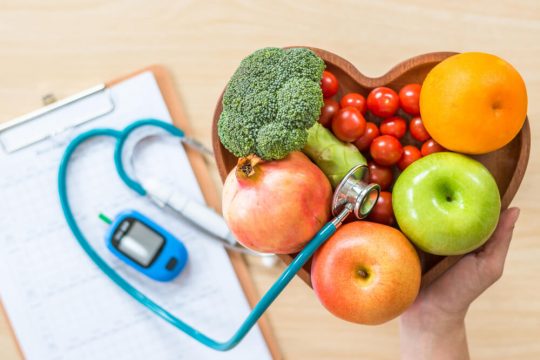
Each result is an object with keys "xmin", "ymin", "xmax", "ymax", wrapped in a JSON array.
[{"xmin": 118, "ymin": 221, "xmax": 164, "ymax": 267}]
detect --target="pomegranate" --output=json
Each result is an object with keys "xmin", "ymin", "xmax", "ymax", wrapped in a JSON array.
[{"xmin": 222, "ymin": 151, "xmax": 332, "ymax": 254}]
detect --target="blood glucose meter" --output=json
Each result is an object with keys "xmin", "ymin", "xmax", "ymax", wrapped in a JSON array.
[{"xmin": 103, "ymin": 210, "xmax": 188, "ymax": 281}]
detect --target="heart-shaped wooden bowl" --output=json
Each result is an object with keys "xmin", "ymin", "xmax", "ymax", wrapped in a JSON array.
[{"xmin": 211, "ymin": 47, "xmax": 531, "ymax": 287}]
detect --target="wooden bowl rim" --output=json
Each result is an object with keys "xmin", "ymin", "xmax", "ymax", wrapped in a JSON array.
[{"xmin": 303, "ymin": 46, "xmax": 457, "ymax": 87}]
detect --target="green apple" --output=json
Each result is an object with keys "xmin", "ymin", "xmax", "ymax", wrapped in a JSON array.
[{"xmin": 392, "ymin": 152, "xmax": 500, "ymax": 255}]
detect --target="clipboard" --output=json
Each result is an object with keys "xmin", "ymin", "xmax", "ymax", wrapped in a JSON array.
[{"xmin": 0, "ymin": 65, "xmax": 281, "ymax": 360}]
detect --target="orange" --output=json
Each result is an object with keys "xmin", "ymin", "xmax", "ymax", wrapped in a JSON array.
[{"xmin": 420, "ymin": 52, "xmax": 527, "ymax": 154}]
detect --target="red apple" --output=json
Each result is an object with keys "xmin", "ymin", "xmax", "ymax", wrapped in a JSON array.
[{"xmin": 311, "ymin": 221, "xmax": 421, "ymax": 325}]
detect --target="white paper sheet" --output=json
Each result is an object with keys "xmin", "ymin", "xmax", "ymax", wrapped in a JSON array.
[{"xmin": 0, "ymin": 72, "xmax": 272, "ymax": 360}]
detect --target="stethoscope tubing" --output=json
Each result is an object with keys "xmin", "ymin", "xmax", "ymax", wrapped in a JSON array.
[{"xmin": 57, "ymin": 119, "xmax": 337, "ymax": 351}]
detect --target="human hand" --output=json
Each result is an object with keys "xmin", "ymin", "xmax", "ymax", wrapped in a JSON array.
[{"xmin": 400, "ymin": 207, "xmax": 520, "ymax": 360}]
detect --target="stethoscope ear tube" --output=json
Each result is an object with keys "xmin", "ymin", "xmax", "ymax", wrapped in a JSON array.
[
  {"xmin": 143, "ymin": 177, "xmax": 265, "ymax": 256},
  {"xmin": 126, "ymin": 130, "xmax": 265, "ymax": 255},
  {"xmin": 142, "ymin": 177, "xmax": 237, "ymax": 245}
]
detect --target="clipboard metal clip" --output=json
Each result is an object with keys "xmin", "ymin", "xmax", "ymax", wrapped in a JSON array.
[{"xmin": 0, "ymin": 84, "xmax": 115, "ymax": 153}]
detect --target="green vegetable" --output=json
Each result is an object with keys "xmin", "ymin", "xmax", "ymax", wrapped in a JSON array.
[
  {"xmin": 303, "ymin": 122, "xmax": 367, "ymax": 188},
  {"xmin": 218, "ymin": 47, "xmax": 365, "ymax": 187},
  {"xmin": 218, "ymin": 47, "xmax": 325, "ymax": 160}
]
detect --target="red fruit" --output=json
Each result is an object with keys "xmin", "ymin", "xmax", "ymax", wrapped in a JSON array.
[
  {"xmin": 397, "ymin": 145, "xmax": 422, "ymax": 170},
  {"xmin": 409, "ymin": 116, "xmax": 431, "ymax": 142},
  {"xmin": 367, "ymin": 87, "xmax": 400, "ymax": 118},
  {"xmin": 222, "ymin": 152, "xmax": 332, "ymax": 254},
  {"xmin": 368, "ymin": 161, "xmax": 393, "ymax": 191},
  {"xmin": 354, "ymin": 122, "xmax": 379, "ymax": 151},
  {"xmin": 367, "ymin": 191, "xmax": 395, "ymax": 226},
  {"xmin": 370, "ymin": 135, "xmax": 403, "ymax": 166},
  {"xmin": 421, "ymin": 139, "xmax": 446, "ymax": 156},
  {"xmin": 332, "ymin": 107, "xmax": 367, "ymax": 142},
  {"xmin": 319, "ymin": 99, "xmax": 340, "ymax": 128},
  {"xmin": 340, "ymin": 93, "xmax": 367, "ymax": 114},
  {"xmin": 311, "ymin": 221, "xmax": 421, "ymax": 325},
  {"xmin": 321, "ymin": 70, "xmax": 339, "ymax": 98},
  {"xmin": 380, "ymin": 116, "xmax": 407, "ymax": 139},
  {"xmin": 399, "ymin": 84, "xmax": 421, "ymax": 115}
]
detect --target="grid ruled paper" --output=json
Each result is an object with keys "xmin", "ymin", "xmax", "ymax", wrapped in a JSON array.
[{"xmin": 0, "ymin": 72, "xmax": 271, "ymax": 360}]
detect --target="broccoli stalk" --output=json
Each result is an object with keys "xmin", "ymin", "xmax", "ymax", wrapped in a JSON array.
[{"xmin": 303, "ymin": 122, "xmax": 367, "ymax": 188}]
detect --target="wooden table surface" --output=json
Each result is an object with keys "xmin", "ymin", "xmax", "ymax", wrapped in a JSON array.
[{"xmin": 0, "ymin": 1, "xmax": 539, "ymax": 359}]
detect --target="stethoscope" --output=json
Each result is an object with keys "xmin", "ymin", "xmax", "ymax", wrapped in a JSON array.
[{"xmin": 58, "ymin": 118, "xmax": 380, "ymax": 351}]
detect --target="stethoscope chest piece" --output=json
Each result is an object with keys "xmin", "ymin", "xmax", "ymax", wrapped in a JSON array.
[{"xmin": 332, "ymin": 164, "xmax": 381, "ymax": 220}]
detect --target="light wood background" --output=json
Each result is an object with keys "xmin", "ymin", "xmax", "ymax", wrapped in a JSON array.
[{"xmin": 0, "ymin": 1, "xmax": 538, "ymax": 359}]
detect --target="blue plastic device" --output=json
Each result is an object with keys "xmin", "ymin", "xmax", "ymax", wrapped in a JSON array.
[{"xmin": 104, "ymin": 210, "xmax": 188, "ymax": 282}]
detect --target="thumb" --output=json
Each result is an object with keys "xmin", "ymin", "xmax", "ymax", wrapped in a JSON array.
[
  {"xmin": 478, "ymin": 207, "xmax": 520, "ymax": 264},
  {"xmin": 475, "ymin": 207, "xmax": 520, "ymax": 282}
]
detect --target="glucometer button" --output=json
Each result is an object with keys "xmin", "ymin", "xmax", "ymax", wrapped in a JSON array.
[{"xmin": 166, "ymin": 258, "xmax": 178, "ymax": 271}]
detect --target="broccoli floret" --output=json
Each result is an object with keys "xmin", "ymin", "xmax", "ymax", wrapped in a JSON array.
[
  {"xmin": 217, "ymin": 111, "xmax": 256, "ymax": 156},
  {"xmin": 218, "ymin": 47, "xmax": 325, "ymax": 160},
  {"xmin": 256, "ymin": 122, "xmax": 307, "ymax": 160},
  {"xmin": 242, "ymin": 89, "xmax": 277, "ymax": 125},
  {"xmin": 282, "ymin": 47, "xmax": 326, "ymax": 83},
  {"xmin": 277, "ymin": 78, "xmax": 324, "ymax": 129}
]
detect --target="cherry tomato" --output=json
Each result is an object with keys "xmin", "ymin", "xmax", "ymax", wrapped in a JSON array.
[
  {"xmin": 409, "ymin": 116, "xmax": 431, "ymax": 142},
  {"xmin": 380, "ymin": 116, "xmax": 407, "ymax": 139},
  {"xmin": 399, "ymin": 84, "xmax": 421, "ymax": 115},
  {"xmin": 366, "ymin": 87, "xmax": 400, "ymax": 118},
  {"xmin": 397, "ymin": 145, "xmax": 422, "ymax": 170},
  {"xmin": 332, "ymin": 107, "xmax": 366, "ymax": 142},
  {"xmin": 421, "ymin": 139, "xmax": 446, "ymax": 156},
  {"xmin": 368, "ymin": 161, "xmax": 393, "ymax": 191},
  {"xmin": 370, "ymin": 135, "xmax": 403, "ymax": 166},
  {"xmin": 367, "ymin": 191, "xmax": 395, "ymax": 226},
  {"xmin": 354, "ymin": 122, "xmax": 379, "ymax": 151},
  {"xmin": 321, "ymin": 71, "xmax": 339, "ymax": 99},
  {"xmin": 340, "ymin": 93, "xmax": 367, "ymax": 114},
  {"xmin": 319, "ymin": 99, "xmax": 340, "ymax": 128}
]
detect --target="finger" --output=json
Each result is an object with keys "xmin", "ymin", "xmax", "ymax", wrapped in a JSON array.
[{"xmin": 477, "ymin": 207, "xmax": 520, "ymax": 265}]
